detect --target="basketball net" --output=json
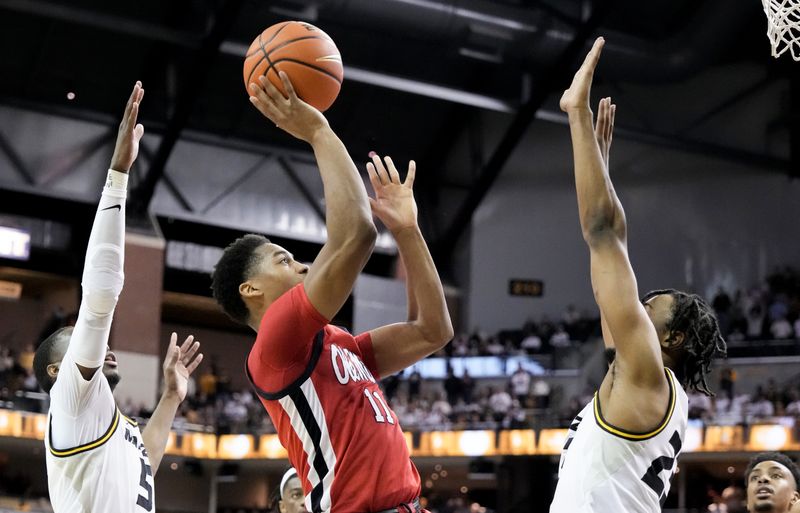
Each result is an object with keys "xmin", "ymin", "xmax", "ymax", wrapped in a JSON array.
[{"xmin": 762, "ymin": 0, "xmax": 800, "ymax": 60}]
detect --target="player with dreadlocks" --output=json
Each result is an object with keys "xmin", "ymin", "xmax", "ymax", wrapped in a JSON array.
[{"xmin": 550, "ymin": 38, "xmax": 726, "ymax": 513}]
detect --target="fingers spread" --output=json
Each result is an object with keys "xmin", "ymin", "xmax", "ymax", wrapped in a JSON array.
[
  {"xmin": 186, "ymin": 353, "xmax": 203, "ymax": 375},
  {"xmin": 183, "ymin": 340, "xmax": 201, "ymax": 362},
  {"xmin": 384, "ymin": 156, "xmax": 401, "ymax": 183},
  {"xmin": 164, "ymin": 332, "xmax": 179, "ymax": 365},
  {"xmin": 179, "ymin": 335, "xmax": 195, "ymax": 353},
  {"xmin": 371, "ymin": 154, "xmax": 390, "ymax": 184},
  {"xmin": 404, "ymin": 160, "xmax": 416, "ymax": 188},
  {"xmin": 366, "ymin": 162, "xmax": 382, "ymax": 190}
]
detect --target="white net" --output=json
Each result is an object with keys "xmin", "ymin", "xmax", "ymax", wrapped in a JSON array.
[{"xmin": 762, "ymin": 0, "xmax": 800, "ymax": 60}]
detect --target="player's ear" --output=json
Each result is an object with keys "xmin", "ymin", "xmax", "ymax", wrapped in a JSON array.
[
  {"xmin": 46, "ymin": 362, "xmax": 60, "ymax": 379},
  {"xmin": 278, "ymin": 500, "xmax": 287, "ymax": 513},
  {"xmin": 662, "ymin": 330, "xmax": 685, "ymax": 351},
  {"xmin": 239, "ymin": 281, "xmax": 262, "ymax": 299}
]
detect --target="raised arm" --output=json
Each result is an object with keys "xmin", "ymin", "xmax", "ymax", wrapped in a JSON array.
[
  {"xmin": 249, "ymin": 73, "xmax": 376, "ymax": 320},
  {"xmin": 142, "ymin": 332, "xmax": 202, "ymax": 475},
  {"xmin": 559, "ymin": 39, "xmax": 663, "ymax": 389},
  {"xmin": 363, "ymin": 156, "xmax": 453, "ymax": 377},
  {"xmin": 66, "ymin": 82, "xmax": 144, "ymax": 380}
]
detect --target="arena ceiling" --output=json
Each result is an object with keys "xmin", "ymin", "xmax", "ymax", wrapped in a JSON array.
[{"xmin": 0, "ymin": 0, "xmax": 796, "ymax": 281}]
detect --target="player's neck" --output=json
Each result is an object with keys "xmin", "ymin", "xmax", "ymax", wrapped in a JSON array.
[{"xmin": 248, "ymin": 302, "xmax": 271, "ymax": 332}]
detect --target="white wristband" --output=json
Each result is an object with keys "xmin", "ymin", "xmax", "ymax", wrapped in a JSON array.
[{"xmin": 104, "ymin": 169, "xmax": 128, "ymax": 199}]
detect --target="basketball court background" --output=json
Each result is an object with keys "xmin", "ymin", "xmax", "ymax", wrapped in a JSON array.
[{"xmin": 0, "ymin": 1, "xmax": 799, "ymax": 512}]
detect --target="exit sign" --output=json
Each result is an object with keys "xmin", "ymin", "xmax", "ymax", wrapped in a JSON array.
[{"xmin": 509, "ymin": 279, "xmax": 543, "ymax": 297}]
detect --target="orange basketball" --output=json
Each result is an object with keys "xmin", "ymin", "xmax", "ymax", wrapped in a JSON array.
[{"xmin": 243, "ymin": 21, "xmax": 343, "ymax": 112}]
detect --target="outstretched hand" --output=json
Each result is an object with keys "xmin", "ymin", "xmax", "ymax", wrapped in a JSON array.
[
  {"xmin": 249, "ymin": 71, "xmax": 329, "ymax": 143},
  {"xmin": 366, "ymin": 153, "xmax": 418, "ymax": 234},
  {"xmin": 110, "ymin": 81, "xmax": 145, "ymax": 173},
  {"xmin": 162, "ymin": 333, "xmax": 203, "ymax": 402},
  {"xmin": 560, "ymin": 37, "xmax": 604, "ymax": 114},
  {"xmin": 595, "ymin": 97, "xmax": 616, "ymax": 166}
]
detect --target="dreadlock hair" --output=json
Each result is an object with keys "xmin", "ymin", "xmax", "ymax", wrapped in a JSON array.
[
  {"xmin": 641, "ymin": 288, "xmax": 727, "ymax": 397},
  {"xmin": 745, "ymin": 452, "xmax": 800, "ymax": 489},
  {"xmin": 33, "ymin": 326, "xmax": 72, "ymax": 394},
  {"xmin": 210, "ymin": 234, "xmax": 270, "ymax": 324}
]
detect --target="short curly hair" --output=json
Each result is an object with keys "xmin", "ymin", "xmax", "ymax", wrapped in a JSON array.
[
  {"xmin": 33, "ymin": 326, "xmax": 72, "ymax": 394},
  {"xmin": 211, "ymin": 234, "xmax": 269, "ymax": 324},
  {"xmin": 745, "ymin": 452, "xmax": 800, "ymax": 489}
]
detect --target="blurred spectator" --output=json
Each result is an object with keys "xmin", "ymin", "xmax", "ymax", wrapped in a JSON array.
[
  {"xmin": 769, "ymin": 294, "xmax": 789, "ymax": 322},
  {"xmin": 451, "ymin": 334, "xmax": 469, "ymax": 357},
  {"xmin": 462, "ymin": 370, "xmax": 475, "ymax": 404},
  {"xmin": 688, "ymin": 390, "xmax": 713, "ymax": 421},
  {"xmin": 713, "ymin": 288, "xmax": 733, "ymax": 334},
  {"xmin": 485, "ymin": 337, "xmax": 504, "ymax": 356},
  {"xmin": 745, "ymin": 305, "xmax": 766, "ymax": 339},
  {"xmin": 408, "ymin": 369, "xmax": 422, "ymax": 401},
  {"xmin": 444, "ymin": 368, "xmax": 463, "ymax": 405},
  {"xmin": 199, "ymin": 365, "xmax": 218, "ymax": 400},
  {"xmin": 431, "ymin": 392, "xmax": 452, "ymax": 418},
  {"xmin": 550, "ymin": 325, "xmax": 570, "ymax": 348},
  {"xmin": 712, "ymin": 288, "xmax": 733, "ymax": 316},
  {"xmin": 785, "ymin": 389, "xmax": 800, "ymax": 416},
  {"xmin": 509, "ymin": 364, "xmax": 531, "ymax": 405},
  {"xmin": 531, "ymin": 378, "xmax": 551, "ymax": 409},
  {"xmin": 488, "ymin": 387, "xmax": 512, "ymax": 424},
  {"xmin": 18, "ymin": 344, "xmax": 34, "ymax": 375},
  {"xmin": 383, "ymin": 374, "xmax": 400, "ymax": 401},
  {"xmin": 747, "ymin": 387, "xmax": 775, "ymax": 419},
  {"xmin": 520, "ymin": 332, "xmax": 542, "ymax": 354},
  {"xmin": 562, "ymin": 304, "xmax": 581, "ymax": 327},
  {"xmin": 770, "ymin": 316, "xmax": 794, "ymax": 339},
  {"xmin": 719, "ymin": 367, "xmax": 736, "ymax": 399}
]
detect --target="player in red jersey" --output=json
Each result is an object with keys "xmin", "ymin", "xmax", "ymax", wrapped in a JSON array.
[{"xmin": 211, "ymin": 72, "xmax": 453, "ymax": 513}]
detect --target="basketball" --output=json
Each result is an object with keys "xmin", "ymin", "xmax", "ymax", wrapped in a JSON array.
[{"xmin": 243, "ymin": 21, "xmax": 343, "ymax": 112}]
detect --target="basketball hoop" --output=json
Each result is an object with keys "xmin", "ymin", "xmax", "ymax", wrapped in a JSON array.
[{"xmin": 762, "ymin": 0, "xmax": 800, "ymax": 60}]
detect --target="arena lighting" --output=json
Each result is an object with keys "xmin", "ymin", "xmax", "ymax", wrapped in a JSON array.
[
  {"xmin": 748, "ymin": 425, "xmax": 792, "ymax": 451},
  {"xmin": 218, "ymin": 435, "xmax": 253, "ymax": 459},
  {"xmin": 458, "ymin": 431, "xmax": 494, "ymax": 456},
  {"xmin": 537, "ymin": 429, "xmax": 569, "ymax": 455},
  {"xmin": 498, "ymin": 429, "xmax": 536, "ymax": 455},
  {"xmin": 702, "ymin": 425, "xmax": 745, "ymax": 452},
  {"xmin": 187, "ymin": 433, "xmax": 218, "ymax": 458},
  {"xmin": 0, "ymin": 226, "xmax": 31, "ymax": 261},
  {"xmin": 7, "ymin": 414, "xmax": 800, "ymax": 458},
  {"xmin": 259, "ymin": 434, "xmax": 288, "ymax": 459}
]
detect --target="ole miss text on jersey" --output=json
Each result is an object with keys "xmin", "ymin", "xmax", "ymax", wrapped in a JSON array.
[{"xmin": 246, "ymin": 283, "xmax": 421, "ymax": 513}]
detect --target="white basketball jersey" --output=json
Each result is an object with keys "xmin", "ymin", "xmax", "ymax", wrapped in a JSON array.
[
  {"xmin": 44, "ymin": 354, "xmax": 154, "ymax": 513},
  {"xmin": 550, "ymin": 368, "xmax": 688, "ymax": 513}
]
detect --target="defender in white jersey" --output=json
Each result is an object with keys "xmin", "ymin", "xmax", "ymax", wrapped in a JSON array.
[
  {"xmin": 32, "ymin": 82, "xmax": 203, "ymax": 513},
  {"xmin": 551, "ymin": 38, "xmax": 726, "ymax": 513}
]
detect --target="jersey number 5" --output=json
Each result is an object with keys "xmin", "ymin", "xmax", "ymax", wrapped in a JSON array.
[
  {"xmin": 136, "ymin": 458, "xmax": 153, "ymax": 511},
  {"xmin": 640, "ymin": 430, "xmax": 683, "ymax": 506}
]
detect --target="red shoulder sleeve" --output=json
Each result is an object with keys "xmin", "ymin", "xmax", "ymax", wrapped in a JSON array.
[
  {"xmin": 354, "ymin": 332, "xmax": 380, "ymax": 381},
  {"xmin": 248, "ymin": 283, "xmax": 329, "ymax": 391}
]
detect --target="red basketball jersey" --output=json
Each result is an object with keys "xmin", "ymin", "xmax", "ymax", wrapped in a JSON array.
[{"xmin": 246, "ymin": 284, "xmax": 421, "ymax": 513}]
